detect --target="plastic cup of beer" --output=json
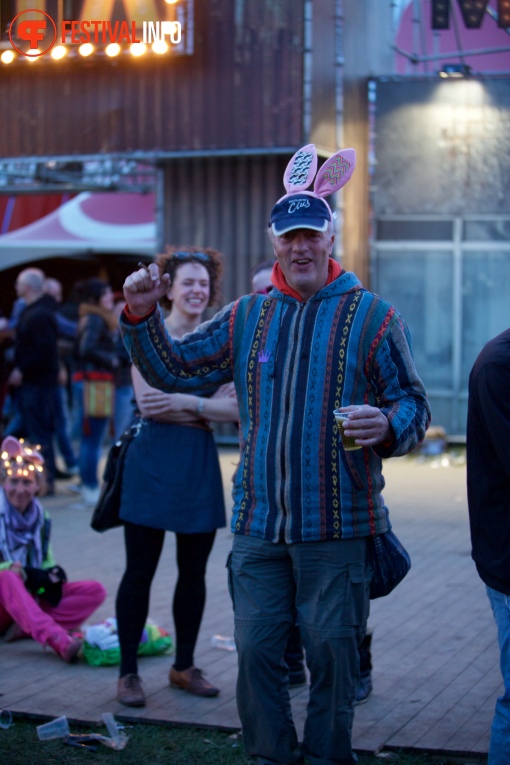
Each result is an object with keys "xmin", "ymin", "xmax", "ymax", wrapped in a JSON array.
[{"xmin": 333, "ymin": 408, "xmax": 363, "ymax": 451}]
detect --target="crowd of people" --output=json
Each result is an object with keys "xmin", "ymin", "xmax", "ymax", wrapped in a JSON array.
[
  {"xmin": 0, "ymin": 143, "xmax": 508, "ymax": 765},
  {"xmin": 0, "ymin": 269, "xmax": 136, "ymax": 503}
]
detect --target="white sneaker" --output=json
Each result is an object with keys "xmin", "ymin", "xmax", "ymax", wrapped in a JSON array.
[{"xmin": 82, "ymin": 485, "xmax": 100, "ymax": 506}]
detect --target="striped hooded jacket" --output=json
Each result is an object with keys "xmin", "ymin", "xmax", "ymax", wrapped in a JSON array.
[{"xmin": 121, "ymin": 270, "xmax": 430, "ymax": 544}]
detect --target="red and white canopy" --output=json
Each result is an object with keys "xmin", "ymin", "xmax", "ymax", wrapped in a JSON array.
[{"xmin": 0, "ymin": 192, "xmax": 157, "ymax": 270}]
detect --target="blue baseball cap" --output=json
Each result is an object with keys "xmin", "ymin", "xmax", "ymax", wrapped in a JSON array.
[{"xmin": 269, "ymin": 194, "xmax": 331, "ymax": 236}]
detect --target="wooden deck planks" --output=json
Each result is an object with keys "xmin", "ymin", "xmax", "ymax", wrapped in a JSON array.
[{"xmin": 0, "ymin": 451, "xmax": 500, "ymax": 755}]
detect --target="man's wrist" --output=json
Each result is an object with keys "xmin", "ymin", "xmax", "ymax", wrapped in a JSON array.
[
  {"xmin": 122, "ymin": 304, "xmax": 156, "ymax": 324},
  {"xmin": 196, "ymin": 398, "xmax": 205, "ymax": 416},
  {"xmin": 380, "ymin": 420, "xmax": 395, "ymax": 448}
]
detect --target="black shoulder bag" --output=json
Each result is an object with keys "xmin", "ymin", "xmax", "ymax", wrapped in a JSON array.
[
  {"xmin": 369, "ymin": 529, "xmax": 411, "ymax": 599},
  {"xmin": 91, "ymin": 418, "xmax": 143, "ymax": 533}
]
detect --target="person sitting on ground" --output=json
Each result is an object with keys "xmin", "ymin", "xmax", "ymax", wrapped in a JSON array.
[{"xmin": 0, "ymin": 436, "xmax": 106, "ymax": 661}]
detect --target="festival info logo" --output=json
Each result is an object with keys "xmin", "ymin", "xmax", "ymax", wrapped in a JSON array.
[
  {"xmin": 9, "ymin": 9, "xmax": 57, "ymax": 57},
  {"xmin": 8, "ymin": 9, "xmax": 182, "ymax": 56}
]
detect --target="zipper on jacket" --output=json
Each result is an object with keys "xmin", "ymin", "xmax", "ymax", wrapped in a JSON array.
[{"xmin": 278, "ymin": 302, "xmax": 306, "ymax": 530}]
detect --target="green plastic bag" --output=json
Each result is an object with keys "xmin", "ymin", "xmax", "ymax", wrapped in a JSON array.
[{"xmin": 82, "ymin": 620, "xmax": 174, "ymax": 667}]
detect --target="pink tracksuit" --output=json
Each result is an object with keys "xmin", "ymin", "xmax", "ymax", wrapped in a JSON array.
[{"xmin": 0, "ymin": 569, "xmax": 106, "ymax": 647}]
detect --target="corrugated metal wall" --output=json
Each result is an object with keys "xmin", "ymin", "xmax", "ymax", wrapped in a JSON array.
[
  {"xmin": 162, "ymin": 154, "xmax": 288, "ymax": 304},
  {"xmin": 0, "ymin": 0, "xmax": 304, "ymax": 156},
  {"xmin": 162, "ymin": 152, "xmax": 289, "ymax": 443}
]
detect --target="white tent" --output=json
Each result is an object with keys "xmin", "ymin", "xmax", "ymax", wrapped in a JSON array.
[{"xmin": 0, "ymin": 192, "xmax": 157, "ymax": 271}]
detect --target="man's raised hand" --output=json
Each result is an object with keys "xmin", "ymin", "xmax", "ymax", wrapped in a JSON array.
[{"xmin": 123, "ymin": 263, "xmax": 170, "ymax": 316}]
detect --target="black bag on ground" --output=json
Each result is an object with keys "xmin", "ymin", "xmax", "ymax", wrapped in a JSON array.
[
  {"xmin": 24, "ymin": 565, "xmax": 67, "ymax": 607},
  {"xmin": 369, "ymin": 529, "xmax": 411, "ymax": 599},
  {"xmin": 90, "ymin": 418, "xmax": 143, "ymax": 533}
]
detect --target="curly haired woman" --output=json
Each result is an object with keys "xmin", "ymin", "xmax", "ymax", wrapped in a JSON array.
[{"xmin": 115, "ymin": 247, "xmax": 238, "ymax": 707}]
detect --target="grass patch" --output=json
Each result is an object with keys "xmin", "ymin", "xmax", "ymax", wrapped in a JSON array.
[{"xmin": 0, "ymin": 718, "xmax": 485, "ymax": 765}]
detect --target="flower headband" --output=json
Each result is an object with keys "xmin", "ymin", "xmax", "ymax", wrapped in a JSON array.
[{"xmin": 1, "ymin": 436, "xmax": 45, "ymax": 478}]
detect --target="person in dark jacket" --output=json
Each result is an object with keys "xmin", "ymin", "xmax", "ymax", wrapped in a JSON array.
[
  {"xmin": 7, "ymin": 269, "xmax": 60, "ymax": 492},
  {"xmin": 73, "ymin": 279, "xmax": 118, "ymax": 506},
  {"xmin": 467, "ymin": 328, "xmax": 510, "ymax": 765},
  {"xmin": 43, "ymin": 277, "xmax": 78, "ymax": 477}
]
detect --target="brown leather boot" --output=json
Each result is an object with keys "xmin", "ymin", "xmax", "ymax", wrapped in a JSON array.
[
  {"xmin": 118, "ymin": 674, "xmax": 145, "ymax": 707},
  {"xmin": 169, "ymin": 666, "xmax": 219, "ymax": 697}
]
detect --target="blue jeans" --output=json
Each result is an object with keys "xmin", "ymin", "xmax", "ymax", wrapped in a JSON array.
[
  {"xmin": 486, "ymin": 586, "xmax": 510, "ymax": 765},
  {"xmin": 53, "ymin": 386, "xmax": 77, "ymax": 470},
  {"xmin": 19, "ymin": 384, "xmax": 58, "ymax": 482},
  {"xmin": 3, "ymin": 388, "xmax": 27, "ymax": 437},
  {"xmin": 71, "ymin": 380, "xmax": 84, "ymax": 441},
  {"xmin": 228, "ymin": 535, "xmax": 371, "ymax": 765},
  {"xmin": 79, "ymin": 416, "xmax": 109, "ymax": 489}
]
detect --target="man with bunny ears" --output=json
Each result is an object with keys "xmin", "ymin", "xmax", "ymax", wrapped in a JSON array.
[{"xmin": 120, "ymin": 145, "xmax": 431, "ymax": 765}]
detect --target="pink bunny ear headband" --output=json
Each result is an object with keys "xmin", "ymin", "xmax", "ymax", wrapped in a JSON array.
[
  {"xmin": 1, "ymin": 436, "xmax": 45, "ymax": 478},
  {"xmin": 269, "ymin": 144, "xmax": 356, "ymax": 236}
]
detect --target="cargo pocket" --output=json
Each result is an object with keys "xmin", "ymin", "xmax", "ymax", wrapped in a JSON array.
[{"xmin": 342, "ymin": 563, "xmax": 369, "ymax": 628}]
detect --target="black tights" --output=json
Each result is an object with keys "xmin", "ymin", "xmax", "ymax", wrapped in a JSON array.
[{"xmin": 116, "ymin": 521, "xmax": 216, "ymax": 678}]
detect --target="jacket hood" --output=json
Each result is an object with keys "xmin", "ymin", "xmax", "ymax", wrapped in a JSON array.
[{"xmin": 270, "ymin": 266, "xmax": 363, "ymax": 302}]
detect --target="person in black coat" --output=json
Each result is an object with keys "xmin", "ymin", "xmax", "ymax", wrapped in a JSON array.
[
  {"xmin": 7, "ymin": 269, "xmax": 60, "ymax": 491},
  {"xmin": 467, "ymin": 328, "xmax": 510, "ymax": 763}
]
